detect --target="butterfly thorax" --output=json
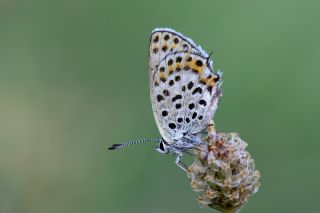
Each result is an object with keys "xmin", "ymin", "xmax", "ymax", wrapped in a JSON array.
[{"xmin": 158, "ymin": 134, "xmax": 204, "ymax": 155}]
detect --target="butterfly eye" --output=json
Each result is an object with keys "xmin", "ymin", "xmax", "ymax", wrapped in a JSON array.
[
  {"xmin": 159, "ymin": 142, "xmax": 165, "ymax": 151},
  {"xmin": 156, "ymin": 141, "xmax": 169, "ymax": 154}
]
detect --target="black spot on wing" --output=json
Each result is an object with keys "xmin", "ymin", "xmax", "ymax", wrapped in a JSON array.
[
  {"xmin": 162, "ymin": 45, "xmax": 168, "ymax": 52},
  {"xmin": 192, "ymin": 112, "xmax": 197, "ymax": 119},
  {"xmin": 157, "ymin": 95, "xmax": 164, "ymax": 102},
  {"xmin": 162, "ymin": 111, "xmax": 168, "ymax": 117},
  {"xmin": 175, "ymin": 103, "xmax": 182, "ymax": 109},
  {"xmin": 192, "ymin": 87, "xmax": 202, "ymax": 95},
  {"xmin": 172, "ymin": 95, "xmax": 182, "ymax": 103},
  {"xmin": 163, "ymin": 89, "xmax": 170, "ymax": 96},
  {"xmin": 187, "ymin": 81, "xmax": 194, "ymax": 90},
  {"xmin": 153, "ymin": 48, "xmax": 158, "ymax": 54},
  {"xmin": 153, "ymin": 35, "xmax": 159, "ymax": 43},
  {"xmin": 214, "ymin": 75, "xmax": 220, "ymax": 82},
  {"xmin": 199, "ymin": 99, "xmax": 207, "ymax": 106},
  {"xmin": 188, "ymin": 103, "xmax": 195, "ymax": 110},
  {"xmin": 168, "ymin": 123, "xmax": 176, "ymax": 129},
  {"xmin": 196, "ymin": 60, "xmax": 203, "ymax": 67},
  {"xmin": 160, "ymin": 67, "xmax": 165, "ymax": 72}
]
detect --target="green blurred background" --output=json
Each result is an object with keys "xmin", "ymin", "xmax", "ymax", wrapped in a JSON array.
[{"xmin": 0, "ymin": 0, "xmax": 319, "ymax": 212}]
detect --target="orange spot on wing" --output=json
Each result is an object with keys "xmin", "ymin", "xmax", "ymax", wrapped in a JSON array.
[
  {"xmin": 159, "ymin": 72, "xmax": 166, "ymax": 79},
  {"xmin": 197, "ymin": 64, "xmax": 205, "ymax": 75},
  {"xmin": 187, "ymin": 60, "xmax": 204, "ymax": 75},
  {"xmin": 200, "ymin": 77, "xmax": 208, "ymax": 85},
  {"xmin": 208, "ymin": 77, "xmax": 215, "ymax": 87}
]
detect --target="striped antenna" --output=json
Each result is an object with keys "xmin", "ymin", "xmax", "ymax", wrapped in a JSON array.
[{"xmin": 108, "ymin": 138, "xmax": 161, "ymax": 150}]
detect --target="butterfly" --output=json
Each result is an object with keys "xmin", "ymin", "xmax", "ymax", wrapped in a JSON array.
[{"xmin": 109, "ymin": 28, "xmax": 222, "ymax": 172}]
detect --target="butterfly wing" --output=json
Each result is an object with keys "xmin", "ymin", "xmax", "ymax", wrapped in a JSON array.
[{"xmin": 149, "ymin": 28, "xmax": 221, "ymax": 144}]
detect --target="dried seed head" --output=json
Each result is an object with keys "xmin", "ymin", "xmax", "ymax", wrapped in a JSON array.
[{"xmin": 188, "ymin": 131, "xmax": 260, "ymax": 213}]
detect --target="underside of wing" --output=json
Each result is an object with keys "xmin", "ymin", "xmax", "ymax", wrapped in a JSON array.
[{"xmin": 150, "ymin": 51, "xmax": 222, "ymax": 143}]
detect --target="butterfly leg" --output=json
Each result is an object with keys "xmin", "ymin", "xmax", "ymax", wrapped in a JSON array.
[
  {"xmin": 207, "ymin": 120, "xmax": 217, "ymax": 141},
  {"xmin": 175, "ymin": 153, "xmax": 189, "ymax": 174}
]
